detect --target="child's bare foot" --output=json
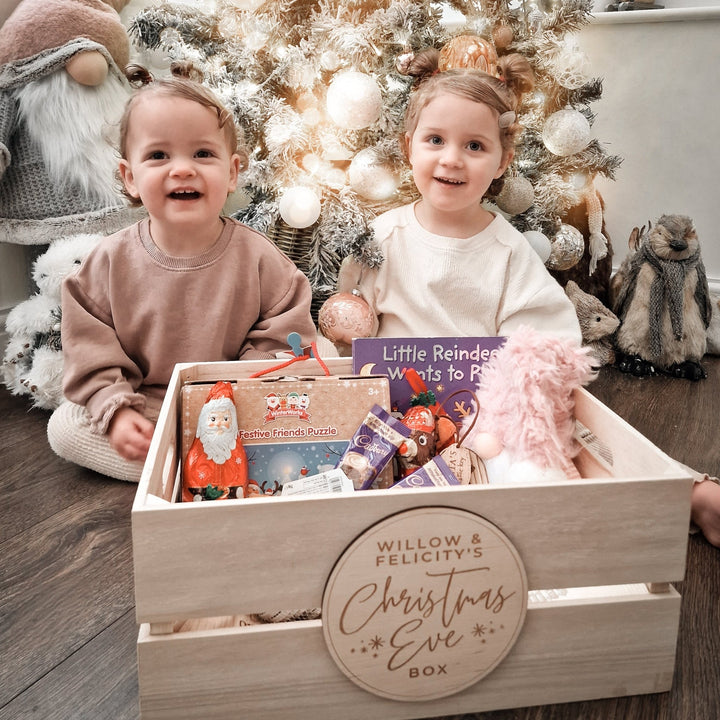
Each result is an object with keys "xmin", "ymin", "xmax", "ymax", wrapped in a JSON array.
[{"xmin": 691, "ymin": 478, "xmax": 720, "ymax": 548}]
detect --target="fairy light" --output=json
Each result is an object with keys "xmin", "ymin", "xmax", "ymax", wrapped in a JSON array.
[
  {"xmin": 302, "ymin": 154, "xmax": 322, "ymax": 174},
  {"xmin": 278, "ymin": 186, "xmax": 322, "ymax": 228}
]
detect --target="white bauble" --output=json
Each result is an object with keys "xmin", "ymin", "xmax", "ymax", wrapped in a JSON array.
[
  {"xmin": 348, "ymin": 149, "xmax": 399, "ymax": 201},
  {"xmin": 551, "ymin": 44, "xmax": 592, "ymax": 90},
  {"xmin": 542, "ymin": 109, "xmax": 592, "ymax": 157},
  {"xmin": 278, "ymin": 187, "xmax": 321, "ymax": 229},
  {"xmin": 326, "ymin": 72, "xmax": 382, "ymax": 130},
  {"xmin": 523, "ymin": 231, "xmax": 552, "ymax": 263}
]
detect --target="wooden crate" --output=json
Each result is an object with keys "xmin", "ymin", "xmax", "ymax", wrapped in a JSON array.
[{"xmin": 133, "ymin": 357, "xmax": 693, "ymax": 720}]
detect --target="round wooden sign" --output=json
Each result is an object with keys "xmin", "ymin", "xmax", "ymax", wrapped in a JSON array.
[{"xmin": 322, "ymin": 507, "xmax": 527, "ymax": 701}]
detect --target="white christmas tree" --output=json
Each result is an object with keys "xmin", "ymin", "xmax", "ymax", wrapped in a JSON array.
[{"xmin": 129, "ymin": 0, "xmax": 621, "ymax": 317}]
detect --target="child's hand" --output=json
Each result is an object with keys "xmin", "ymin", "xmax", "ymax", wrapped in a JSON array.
[{"xmin": 108, "ymin": 407, "xmax": 155, "ymax": 462}]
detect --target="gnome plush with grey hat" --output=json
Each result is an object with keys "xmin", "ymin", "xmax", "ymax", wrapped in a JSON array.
[
  {"xmin": 0, "ymin": 0, "xmax": 144, "ymax": 246},
  {"xmin": 611, "ymin": 214, "xmax": 711, "ymax": 380}
]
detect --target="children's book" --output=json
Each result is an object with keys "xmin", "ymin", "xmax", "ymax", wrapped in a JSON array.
[{"xmin": 352, "ymin": 336, "xmax": 506, "ymax": 422}]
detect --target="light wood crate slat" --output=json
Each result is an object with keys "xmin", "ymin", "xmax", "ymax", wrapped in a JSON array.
[
  {"xmin": 133, "ymin": 476, "xmax": 690, "ymax": 624},
  {"xmin": 137, "ymin": 587, "xmax": 681, "ymax": 720},
  {"xmin": 133, "ymin": 361, "xmax": 692, "ymax": 624}
]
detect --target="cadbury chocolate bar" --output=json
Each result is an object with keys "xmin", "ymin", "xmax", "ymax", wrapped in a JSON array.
[
  {"xmin": 337, "ymin": 404, "xmax": 411, "ymax": 490},
  {"xmin": 391, "ymin": 455, "xmax": 460, "ymax": 489}
]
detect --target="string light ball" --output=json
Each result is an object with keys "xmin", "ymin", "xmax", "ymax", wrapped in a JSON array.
[
  {"xmin": 495, "ymin": 176, "xmax": 534, "ymax": 215},
  {"xmin": 545, "ymin": 224, "xmax": 585, "ymax": 270},
  {"xmin": 438, "ymin": 35, "xmax": 498, "ymax": 76},
  {"xmin": 542, "ymin": 109, "xmax": 592, "ymax": 157},
  {"xmin": 278, "ymin": 187, "xmax": 321, "ymax": 229},
  {"xmin": 348, "ymin": 148, "xmax": 399, "ymax": 201},
  {"xmin": 523, "ymin": 230, "xmax": 552, "ymax": 263},
  {"xmin": 326, "ymin": 71, "xmax": 383, "ymax": 130},
  {"xmin": 318, "ymin": 291, "xmax": 375, "ymax": 345}
]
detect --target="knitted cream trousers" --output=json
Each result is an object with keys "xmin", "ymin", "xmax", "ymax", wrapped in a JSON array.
[{"xmin": 47, "ymin": 396, "xmax": 163, "ymax": 483}]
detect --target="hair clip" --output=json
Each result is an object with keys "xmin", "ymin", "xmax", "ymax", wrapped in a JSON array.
[{"xmin": 499, "ymin": 111, "xmax": 516, "ymax": 128}]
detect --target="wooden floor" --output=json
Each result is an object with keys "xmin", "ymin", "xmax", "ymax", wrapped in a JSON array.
[{"xmin": 1, "ymin": 360, "xmax": 719, "ymax": 720}]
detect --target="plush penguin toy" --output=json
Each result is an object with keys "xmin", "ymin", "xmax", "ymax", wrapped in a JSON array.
[{"xmin": 611, "ymin": 214, "xmax": 711, "ymax": 380}]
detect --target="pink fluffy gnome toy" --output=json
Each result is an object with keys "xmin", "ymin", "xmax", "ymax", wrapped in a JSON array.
[{"xmin": 463, "ymin": 327, "xmax": 597, "ymax": 484}]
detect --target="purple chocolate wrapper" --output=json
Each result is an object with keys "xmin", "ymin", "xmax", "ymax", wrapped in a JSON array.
[
  {"xmin": 336, "ymin": 404, "xmax": 411, "ymax": 490},
  {"xmin": 391, "ymin": 455, "xmax": 460, "ymax": 489}
]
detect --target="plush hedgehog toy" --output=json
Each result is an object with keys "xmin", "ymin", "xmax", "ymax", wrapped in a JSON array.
[
  {"xmin": 611, "ymin": 214, "xmax": 711, "ymax": 380},
  {"xmin": 565, "ymin": 280, "xmax": 620, "ymax": 367},
  {"xmin": 3, "ymin": 233, "xmax": 100, "ymax": 408},
  {"xmin": 462, "ymin": 327, "xmax": 597, "ymax": 484}
]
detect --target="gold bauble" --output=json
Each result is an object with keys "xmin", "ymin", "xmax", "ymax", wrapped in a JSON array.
[
  {"xmin": 495, "ymin": 176, "xmax": 534, "ymax": 215},
  {"xmin": 438, "ymin": 35, "xmax": 499, "ymax": 77},
  {"xmin": 492, "ymin": 25, "xmax": 514, "ymax": 51}
]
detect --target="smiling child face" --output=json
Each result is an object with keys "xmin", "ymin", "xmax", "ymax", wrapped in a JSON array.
[
  {"xmin": 118, "ymin": 93, "xmax": 240, "ymax": 248},
  {"xmin": 405, "ymin": 92, "xmax": 511, "ymax": 236}
]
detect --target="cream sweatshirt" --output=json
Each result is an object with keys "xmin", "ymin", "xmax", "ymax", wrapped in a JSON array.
[{"xmin": 338, "ymin": 202, "xmax": 581, "ymax": 343}]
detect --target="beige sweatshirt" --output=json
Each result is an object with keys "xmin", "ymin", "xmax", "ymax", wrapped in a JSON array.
[{"xmin": 61, "ymin": 217, "xmax": 316, "ymax": 432}]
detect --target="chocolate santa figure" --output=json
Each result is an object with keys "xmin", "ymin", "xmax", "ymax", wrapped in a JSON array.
[
  {"xmin": 183, "ymin": 382, "xmax": 251, "ymax": 502},
  {"xmin": 0, "ymin": 0, "xmax": 144, "ymax": 246}
]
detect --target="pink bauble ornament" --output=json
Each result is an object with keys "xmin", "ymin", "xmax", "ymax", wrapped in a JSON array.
[
  {"xmin": 318, "ymin": 291, "xmax": 375, "ymax": 345},
  {"xmin": 492, "ymin": 24, "xmax": 514, "ymax": 51}
]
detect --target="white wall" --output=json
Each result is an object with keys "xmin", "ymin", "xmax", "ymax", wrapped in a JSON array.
[{"xmin": 580, "ymin": 6, "xmax": 720, "ymax": 283}]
